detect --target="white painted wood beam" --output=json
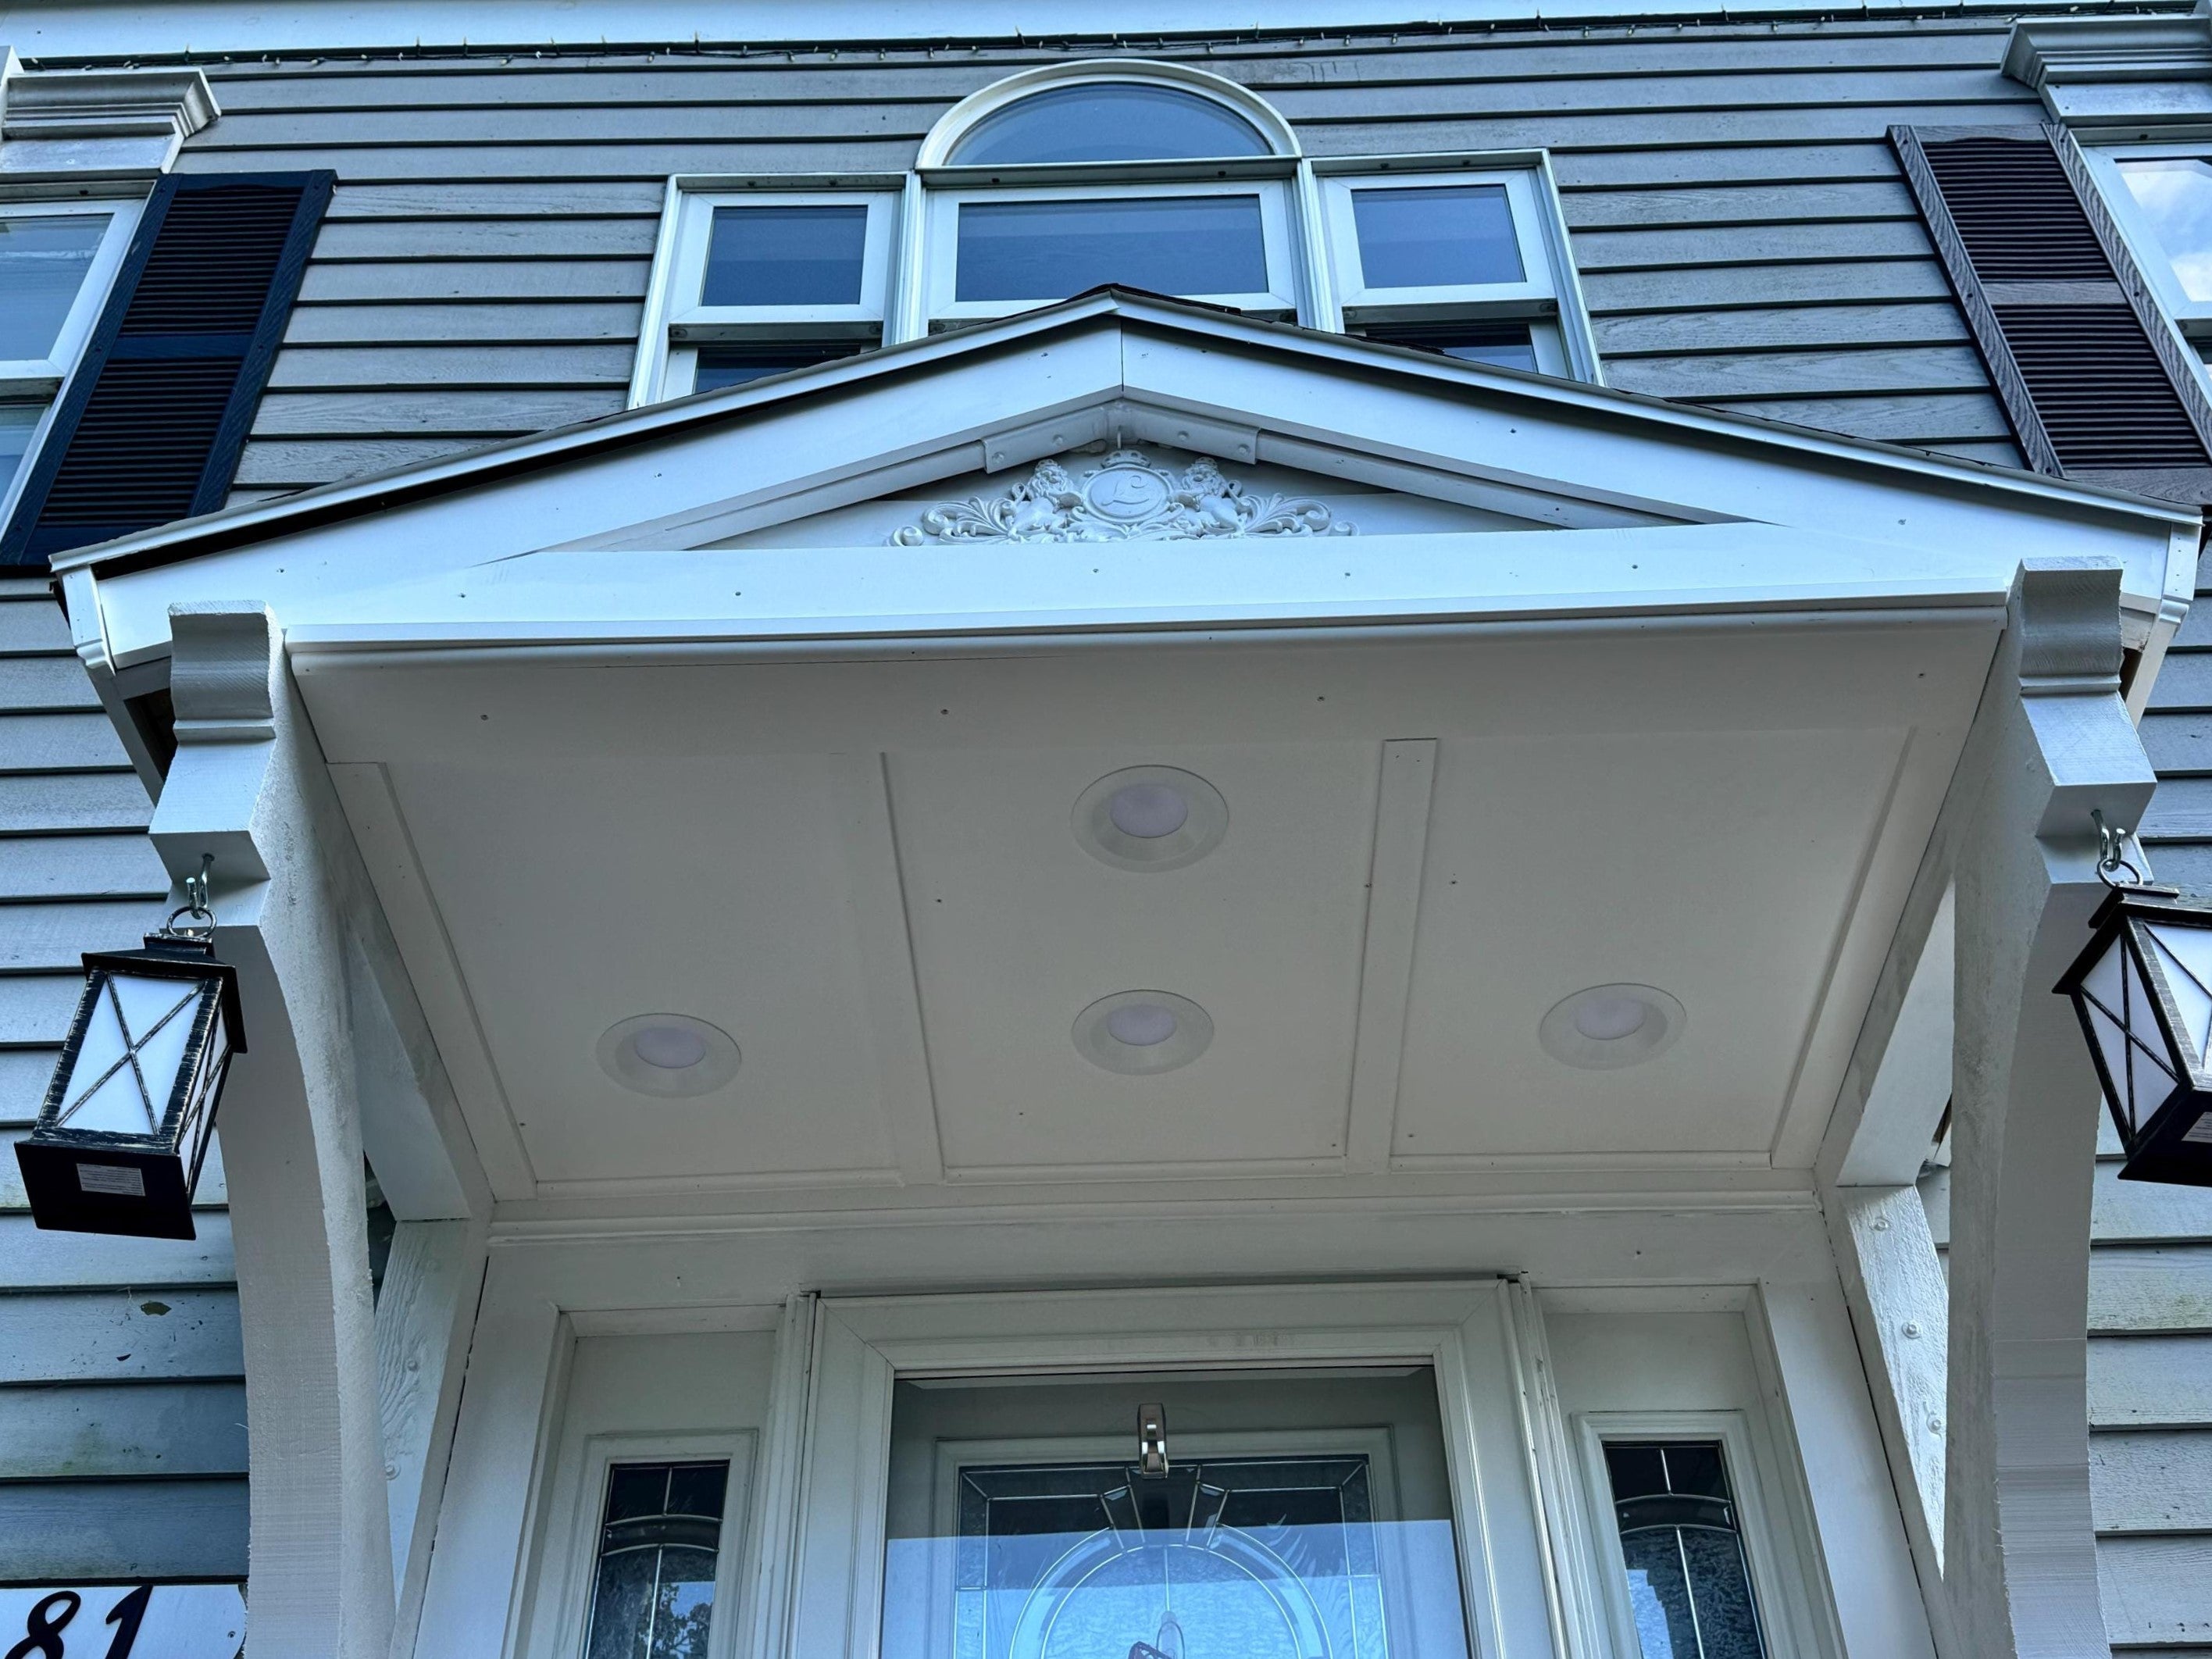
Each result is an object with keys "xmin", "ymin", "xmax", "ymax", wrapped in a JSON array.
[
  {"xmin": 149, "ymin": 601, "xmax": 396, "ymax": 1659},
  {"xmin": 1749, "ymin": 1279, "xmax": 1931, "ymax": 1659},
  {"xmin": 1825, "ymin": 887, "xmax": 1957, "ymax": 1190},
  {"xmin": 1943, "ymin": 558, "xmax": 2156, "ymax": 1659},
  {"xmin": 376, "ymin": 1218, "xmax": 487, "ymax": 1659},
  {"xmin": 1344, "ymin": 737, "xmax": 1435, "ymax": 1174},
  {"xmin": 1828, "ymin": 1186, "xmax": 1955, "ymax": 1654}
]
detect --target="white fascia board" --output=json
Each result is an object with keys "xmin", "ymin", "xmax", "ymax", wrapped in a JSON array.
[
  {"xmin": 0, "ymin": 0, "xmax": 2100, "ymax": 59},
  {"xmin": 57, "ymin": 294, "xmax": 2192, "ymax": 583},
  {"xmin": 264, "ymin": 523, "xmax": 2014, "ymax": 662},
  {"xmin": 66, "ymin": 295, "xmax": 2193, "ymax": 667}
]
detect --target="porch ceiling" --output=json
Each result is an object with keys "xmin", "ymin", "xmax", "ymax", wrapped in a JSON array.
[{"xmin": 296, "ymin": 606, "xmax": 1993, "ymax": 1204}]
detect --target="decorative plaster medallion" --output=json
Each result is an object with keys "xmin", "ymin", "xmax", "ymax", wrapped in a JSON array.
[{"xmin": 890, "ymin": 448, "xmax": 1355, "ymax": 544}]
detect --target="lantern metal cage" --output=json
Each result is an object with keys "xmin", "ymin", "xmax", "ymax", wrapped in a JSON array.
[
  {"xmin": 2056, "ymin": 880, "xmax": 2212, "ymax": 1189},
  {"xmin": 15, "ymin": 923, "xmax": 244, "ymax": 1240}
]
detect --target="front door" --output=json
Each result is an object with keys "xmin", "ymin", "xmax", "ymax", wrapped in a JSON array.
[{"xmin": 879, "ymin": 1368, "xmax": 1473, "ymax": 1659}]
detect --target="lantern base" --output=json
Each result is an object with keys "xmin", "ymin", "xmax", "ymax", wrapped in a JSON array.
[
  {"xmin": 12, "ymin": 1139, "xmax": 198, "ymax": 1239},
  {"xmin": 2114, "ymin": 1091, "xmax": 2212, "ymax": 1190}
]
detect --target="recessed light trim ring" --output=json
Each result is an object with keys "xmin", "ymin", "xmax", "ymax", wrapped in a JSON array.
[
  {"xmin": 1537, "ymin": 983, "xmax": 1685, "ymax": 1071},
  {"xmin": 1072, "ymin": 990, "xmax": 1215, "ymax": 1074},
  {"xmin": 1072, "ymin": 765, "xmax": 1229, "ymax": 872},
  {"xmin": 597, "ymin": 1013, "xmax": 743, "ymax": 1097}
]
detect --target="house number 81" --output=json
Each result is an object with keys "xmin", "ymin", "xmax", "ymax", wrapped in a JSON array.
[{"xmin": 5, "ymin": 1586, "xmax": 152, "ymax": 1659}]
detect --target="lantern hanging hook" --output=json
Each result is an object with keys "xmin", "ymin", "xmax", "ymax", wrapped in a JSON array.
[
  {"xmin": 2093, "ymin": 808, "xmax": 2144, "ymax": 889},
  {"xmin": 163, "ymin": 854, "xmax": 218, "ymax": 939}
]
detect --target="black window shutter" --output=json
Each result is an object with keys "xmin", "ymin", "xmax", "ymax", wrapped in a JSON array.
[
  {"xmin": 1, "ymin": 169, "xmax": 334, "ymax": 566},
  {"xmin": 1892, "ymin": 124, "xmax": 2212, "ymax": 502}
]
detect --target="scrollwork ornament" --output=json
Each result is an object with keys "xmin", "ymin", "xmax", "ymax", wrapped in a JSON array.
[{"xmin": 891, "ymin": 449, "xmax": 1354, "ymax": 545}]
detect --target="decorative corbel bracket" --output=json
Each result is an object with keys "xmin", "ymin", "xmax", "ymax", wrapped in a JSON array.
[{"xmin": 151, "ymin": 601, "xmax": 280, "ymax": 885}]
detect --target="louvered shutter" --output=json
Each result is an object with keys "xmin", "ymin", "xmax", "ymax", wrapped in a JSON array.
[
  {"xmin": 1892, "ymin": 125, "xmax": 2212, "ymax": 501},
  {"xmin": 1, "ymin": 170, "xmax": 334, "ymax": 566}
]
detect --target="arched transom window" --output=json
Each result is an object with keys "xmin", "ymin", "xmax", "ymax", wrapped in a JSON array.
[{"xmin": 633, "ymin": 61, "xmax": 1596, "ymax": 401}]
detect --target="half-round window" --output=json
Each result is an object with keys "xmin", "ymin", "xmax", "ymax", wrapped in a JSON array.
[{"xmin": 945, "ymin": 82, "xmax": 1274, "ymax": 166}]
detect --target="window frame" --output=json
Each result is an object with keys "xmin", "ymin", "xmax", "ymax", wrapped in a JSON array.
[
  {"xmin": 0, "ymin": 196, "xmax": 144, "ymax": 536},
  {"xmin": 0, "ymin": 197, "xmax": 142, "ymax": 387},
  {"xmin": 1575, "ymin": 1410, "xmax": 1808, "ymax": 1659},
  {"xmin": 1321, "ymin": 166, "xmax": 1558, "ymax": 317},
  {"xmin": 625, "ymin": 84, "xmax": 1603, "ymax": 405},
  {"xmin": 1314, "ymin": 152, "xmax": 1600, "ymax": 384},
  {"xmin": 920, "ymin": 173, "xmax": 1301, "ymax": 327},
  {"xmin": 2083, "ymin": 141, "xmax": 2212, "ymax": 334},
  {"xmin": 633, "ymin": 181, "xmax": 900, "ymax": 403}
]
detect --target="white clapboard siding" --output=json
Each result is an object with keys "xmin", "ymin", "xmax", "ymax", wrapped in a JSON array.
[
  {"xmin": 0, "ymin": 1290, "xmax": 243, "ymax": 1385},
  {"xmin": 2092, "ymin": 1431, "xmax": 2212, "ymax": 1535},
  {"xmin": 0, "ymin": 1480, "xmax": 248, "ymax": 1581},
  {"xmin": 2090, "ymin": 547, "xmax": 2212, "ymax": 1648},
  {"xmin": 191, "ymin": 16, "xmax": 2038, "ymax": 494},
  {"xmin": 0, "ymin": 585, "xmax": 248, "ymax": 1581},
  {"xmin": 2099, "ymin": 1536, "xmax": 2212, "ymax": 1648},
  {"xmin": 2090, "ymin": 1248, "xmax": 2212, "ymax": 1336},
  {"xmin": 0, "ymin": 1382, "xmax": 248, "ymax": 1480}
]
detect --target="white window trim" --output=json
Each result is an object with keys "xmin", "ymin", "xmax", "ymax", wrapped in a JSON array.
[
  {"xmin": 1574, "ymin": 1409, "xmax": 1836, "ymax": 1659},
  {"xmin": 1312, "ymin": 151, "xmax": 1602, "ymax": 385},
  {"xmin": 2082, "ymin": 141, "xmax": 2212, "ymax": 331},
  {"xmin": 1322, "ymin": 167, "xmax": 1557, "ymax": 316},
  {"xmin": 913, "ymin": 58, "xmax": 1301, "ymax": 171},
  {"xmin": 518, "ymin": 1426, "xmax": 759, "ymax": 1659},
  {"xmin": 921, "ymin": 175, "xmax": 1300, "ymax": 327},
  {"xmin": 785, "ymin": 1279, "xmax": 1556, "ymax": 1659},
  {"xmin": 626, "ymin": 91, "xmax": 1601, "ymax": 406},
  {"xmin": 0, "ymin": 196, "xmax": 142, "ymax": 533},
  {"xmin": 630, "ymin": 179, "xmax": 901, "ymax": 404}
]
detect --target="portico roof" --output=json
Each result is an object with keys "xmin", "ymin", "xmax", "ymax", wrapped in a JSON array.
[{"xmin": 66, "ymin": 288, "xmax": 2195, "ymax": 1225}]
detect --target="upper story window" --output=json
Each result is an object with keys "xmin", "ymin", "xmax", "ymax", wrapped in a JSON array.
[
  {"xmin": 2104, "ymin": 152, "xmax": 2212, "ymax": 315},
  {"xmin": 0, "ymin": 201, "xmax": 141, "ymax": 523},
  {"xmin": 630, "ymin": 62, "xmax": 1599, "ymax": 402}
]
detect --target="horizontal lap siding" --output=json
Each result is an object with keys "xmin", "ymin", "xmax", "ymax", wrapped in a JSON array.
[
  {"xmin": 0, "ymin": 580, "xmax": 245, "ymax": 1582},
  {"xmin": 178, "ymin": 17, "xmax": 2037, "ymax": 495}
]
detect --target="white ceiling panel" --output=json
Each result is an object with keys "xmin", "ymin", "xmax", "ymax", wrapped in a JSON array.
[
  {"xmin": 384, "ymin": 755, "xmax": 901, "ymax": 1188},
  {"xmin": 889, "ymin": 742, "xmax": 1379, "ymax": 1176},
  {"xmin": 1392, "ymin": 726, "xmax": 1907, "ymax": 1163}
]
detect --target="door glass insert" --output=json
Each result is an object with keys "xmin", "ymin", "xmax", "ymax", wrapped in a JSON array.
[
  {"xmin": 881, "ymin": 1367, "xmax": 1472, "ymax": 1659},
  {"xmin": 1602, "ymin": 1440, "xmax": 1768, "ymax": 1659},
  {"xmin": 581, "ymin": 1459, "xmax": 730, "ymax": 1659}
]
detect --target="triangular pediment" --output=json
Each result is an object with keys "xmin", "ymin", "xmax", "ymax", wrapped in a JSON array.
[{"xmin": 59, "ymin": 289, "xmax": 2188, "ymax": 672}]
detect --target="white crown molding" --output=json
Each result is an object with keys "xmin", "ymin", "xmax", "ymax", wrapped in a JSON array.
[
  {"xmin": 2005, "ymin": 12, "xmax": 2212, "ymax": 126},
  {"xmin": 0, "ymin": 62, "xmax": 216, "ymax": 185}
]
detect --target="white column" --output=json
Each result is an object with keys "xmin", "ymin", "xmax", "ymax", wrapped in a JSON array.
[
  {"xmin": 1945, "ymin": 559, "xmax": 2155, "ymax": 1657},
  {"xmin": 150, "ymin": 601, "xmax": 395, "ymax": 1659}
]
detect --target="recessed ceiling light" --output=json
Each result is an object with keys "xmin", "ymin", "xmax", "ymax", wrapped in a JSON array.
[
  {"xmin": 1072, "ymin": 766, "xmax": 1228, "ymax": 872},
  {"xmin": 1073, "ymin": 990, "xmax": 1214, "ymax": 1074},
  {"xmin": 597, "ymin": 1013, "xmax": 741, "ymax": 1097},
  {"xmin": 1538, "ymin": 984, "xmax": 1685, "ymax": 1071}
]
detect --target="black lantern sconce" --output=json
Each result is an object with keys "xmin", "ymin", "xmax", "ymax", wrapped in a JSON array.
[
  {"xmin": 2056, "ymin": 815, "xmax": 2212, "ymax": 1188},
  {"xmin": 14, "ymin": 859, "xmax": 245, "ymax": 1239}
]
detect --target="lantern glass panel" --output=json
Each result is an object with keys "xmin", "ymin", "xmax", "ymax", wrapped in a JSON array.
[
  {"xmin": 2146, "ymin": 922, "xmax": 2212, "ymax": 1070},
  {"xmin": 59, "ymin": 971, "xmax": 207, "ymax": 1136}
]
